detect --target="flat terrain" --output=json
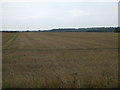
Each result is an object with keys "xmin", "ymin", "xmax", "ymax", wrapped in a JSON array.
[{"xmin": 2, "ymin": 32, "xmax": 118, "ymax": 88}]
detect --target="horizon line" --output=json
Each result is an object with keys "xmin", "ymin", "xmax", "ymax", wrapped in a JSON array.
[{"xmin": 1, "ymin": 26, "xmax": 118, "ymax": 31}]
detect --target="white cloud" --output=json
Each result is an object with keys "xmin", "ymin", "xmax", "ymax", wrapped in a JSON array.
[
  {"xmin": 68, "ymin": 10, "xmax": 89, "ymax": 17},
  {"xmin": 1, "ymin": 0, "xmax": 119, "ymax": 2},
  {"xmin": 27, "ymin": 15, "xmax": 51, "ymax": 19}
]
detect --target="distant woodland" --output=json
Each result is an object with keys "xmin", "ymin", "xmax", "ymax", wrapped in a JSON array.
[{"xmin": 2, "ymin": 27, "xmax": 120, "ymax": 32}]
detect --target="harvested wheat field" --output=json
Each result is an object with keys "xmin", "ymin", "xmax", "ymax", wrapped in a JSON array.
[{"xmin": 2, "ymin": 32, "xmax": 118, "ymax": 88}]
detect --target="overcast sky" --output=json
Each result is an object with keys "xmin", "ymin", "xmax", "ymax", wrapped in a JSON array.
[{"xmin": 2, "ymin": 2, "xmax": 118, "ymax": 30}]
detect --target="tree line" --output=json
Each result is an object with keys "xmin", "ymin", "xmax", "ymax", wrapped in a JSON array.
[{"xmin": 2, "ymin": 27, "xmax": 120, "ymax": 33}]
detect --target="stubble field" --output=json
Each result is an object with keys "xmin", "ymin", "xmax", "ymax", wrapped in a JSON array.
[{"xmin": 2, "ymin": 32, "xmax": 118, "ymax": 88}]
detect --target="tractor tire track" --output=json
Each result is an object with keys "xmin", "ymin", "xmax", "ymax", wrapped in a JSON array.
[{"xmin": 4, "ymin": 33, "xmax": 18, "ymax": 49}]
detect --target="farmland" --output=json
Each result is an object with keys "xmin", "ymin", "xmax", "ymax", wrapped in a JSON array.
[{"xmin": 2, "ymin": 32, "xmax": 118, "ymax": 88}]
